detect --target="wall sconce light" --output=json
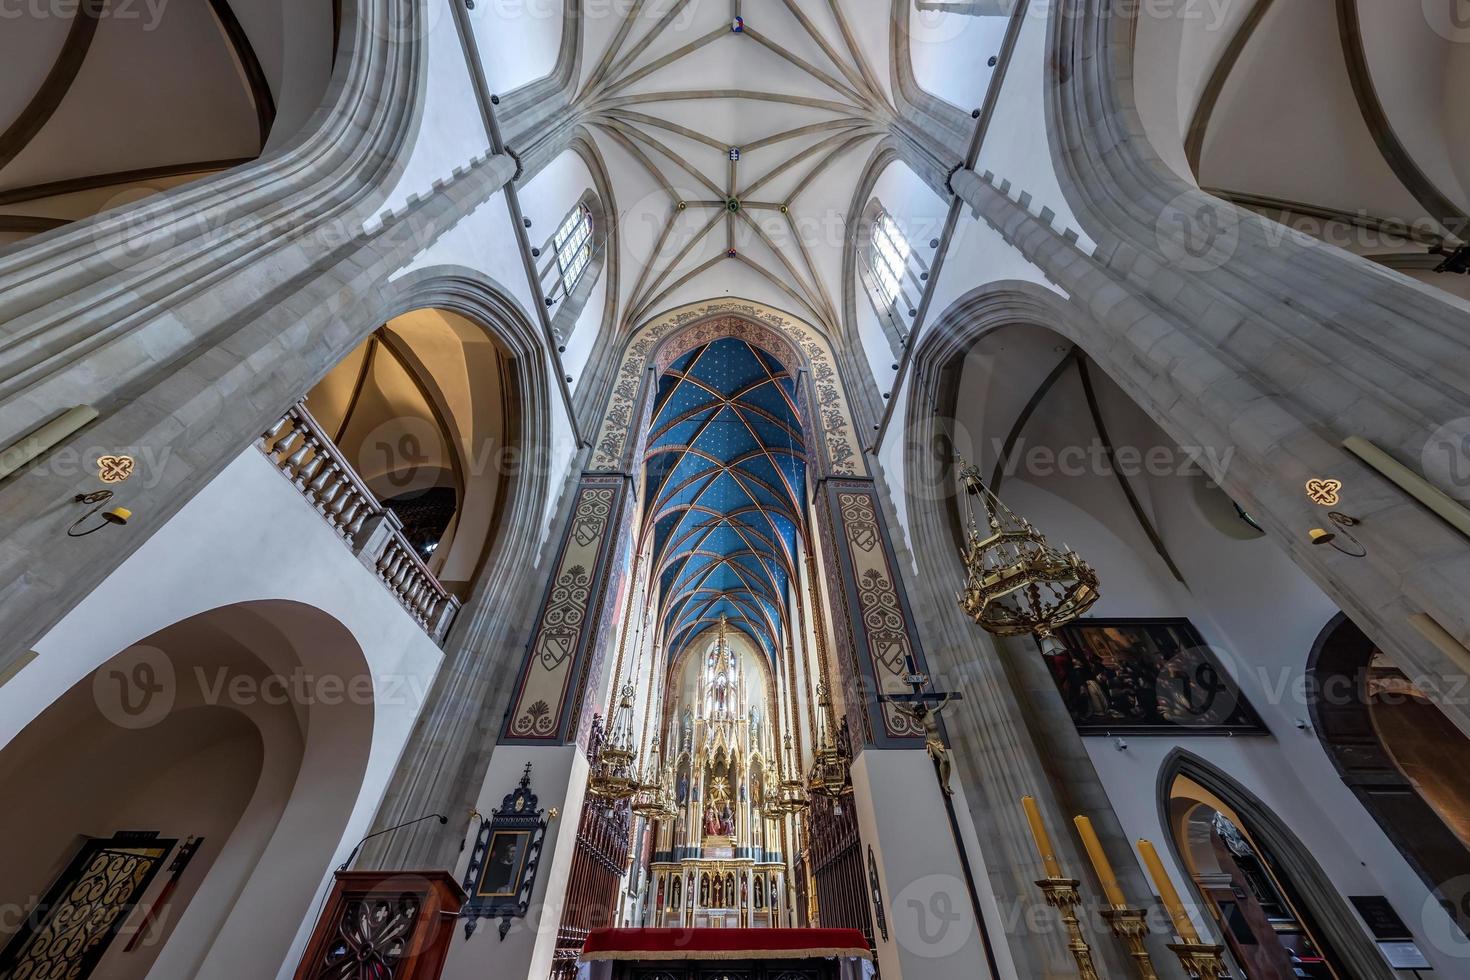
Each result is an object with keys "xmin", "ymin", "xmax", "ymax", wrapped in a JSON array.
[
  {"xmin": 67, "ymin": 490, "xmax": 132, "ymax": 537},
  {"xmin": 1308, "ymin": 512, "xmax": 1365, "ymax": 557}
]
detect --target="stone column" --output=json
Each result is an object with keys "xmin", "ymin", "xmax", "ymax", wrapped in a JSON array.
[
  {"xmin": 812, "ymin": 476, "xmax": 1104, "ymax": 978},
  {"xmin": 439, "ymin": 472, "xmax": 632, "ymax": 980}
]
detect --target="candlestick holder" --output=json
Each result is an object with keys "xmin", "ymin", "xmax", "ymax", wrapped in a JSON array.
[
  {"xmin": 1100, "ymin": 907, "xmax": 1159, "ymax": 979},
  {"xmin": 1035, "ymin": 878, "xmax": 1100, "ymax": 980},
  {"xmin": 1166, "ymin": 940, "xmax": 1230, "ymax": 978}
]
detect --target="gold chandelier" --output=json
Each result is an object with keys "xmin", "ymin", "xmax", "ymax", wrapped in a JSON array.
[
  {"xmin": 767, "ymin": 735, "xmax": 810, "ymax": 815},
  {"xmin": 587, "ymin": 684, "xmax": 641, "ymax": 801},
  {"xmin": 808, "ymin": 685, "xmax": 851, "ymax": 799},
  {"xmin": 631, "ymin": 735, "xmax": 677, "ymax": 818},
  {"xmin": 955, "ymin": 458, "xmax": 1100, "ymax": 638}
]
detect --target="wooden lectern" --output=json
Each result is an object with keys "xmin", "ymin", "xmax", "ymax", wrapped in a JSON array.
[{"xmin": 293, "ymin": 870, "xmax": 464, "ymax": 980}]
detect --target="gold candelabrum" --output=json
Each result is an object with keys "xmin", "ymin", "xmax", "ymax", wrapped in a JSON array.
[
  {"xmin": 631, "ymin": 736, "xmax": 676, "ymax": 818},
  {"xmin": 1101, "ymin": 908, "xmax": 1159, "ymax": 980},
  {"xmin": 767, "ymin": 736, "xmax": 810, "ymax": 816},
  {"xmin": 1166, "ymin": 941, "xmax": 1231, "ymax": 978},
  {"xmin": 1035, "ymin": 877, "xmax": 1102, "ymax": 980},
  {"xmin": 954, "ymin": 459, "xmax": 1100, "ymax": 637}
]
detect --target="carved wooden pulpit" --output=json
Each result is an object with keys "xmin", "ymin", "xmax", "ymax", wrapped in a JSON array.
[{"xmin": 293, "ymin": 870, "xmax": 464, "ymax": 980}]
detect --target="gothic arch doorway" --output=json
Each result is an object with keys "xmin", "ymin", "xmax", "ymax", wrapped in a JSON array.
[
  {"xmin": 1308, "ymin": 612, "xmax": 1470, "ymax": 935},
  {"xmin": 0, "ymin": 600, "xmax": 373, "ymax": 980},
  {"xmin": 1160, "ymin": 752, "xmax": 1394, "ymax": 980}
]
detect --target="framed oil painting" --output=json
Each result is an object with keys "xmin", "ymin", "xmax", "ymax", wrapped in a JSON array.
[{"xmin": 1039, "ymin": 618, "xmax": 1268, "ymax": 735}]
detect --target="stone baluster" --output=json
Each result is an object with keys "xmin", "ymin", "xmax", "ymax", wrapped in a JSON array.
[{"xmin": 259, "ymin": 402, "xmax": 461, "ymax": 644}]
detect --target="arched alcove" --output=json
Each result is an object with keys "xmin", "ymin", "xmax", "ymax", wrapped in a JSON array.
[
  {"xmin": 0, "ymin": 0, "xmax": 338, "ymax": 249},
  {"xmin": 1129, "ymin": 0, "xmax": 1470, "ymax": 304},
  {"xmin": 1308, "ymin": 612, "xmax": 1470, "ymax": 935},
  {"xmin": 304, "ymin": 306, "xmax": 514, "ymax": 596},
  {"xmin": 0, "ymin": 599, "xmax": 373, "ymax": 979},
  {"xmin": 1159, "ymin": 752, "xmax": 1393, "ymax": 980}
]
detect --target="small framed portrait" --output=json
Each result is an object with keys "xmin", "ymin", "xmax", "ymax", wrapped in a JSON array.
[
  {"xmin": 461, "ymin": 764, "xmax": 547, "ymax": 939},
  {"xmin": 476, "ymin": 830, "xmax": 531, "ymax": 899},
  {"xmin": 1039, "ymin": 618, "xmax": 1267, "ymax": 736}
]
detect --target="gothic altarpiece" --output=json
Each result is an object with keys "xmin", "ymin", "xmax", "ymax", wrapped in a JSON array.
[{"xmin": 650, "ymin": 619, "xmax": 786, "ymax": 928}]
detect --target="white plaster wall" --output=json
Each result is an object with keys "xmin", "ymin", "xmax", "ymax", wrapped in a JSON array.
[
  {"xmin": 928, "ymin": 213, "xmax": 1067, "ymax": 322},
  {"xmin": 373, "ymin": 0, "xmax": 491, "ymax": 224},
  {"xmin": 974, "ymin": 4, "xmax": 1095, "ymax": 252},
  {"xmin": 516, "ymin": 149, "xmax": 610, "ymax": 387},
  {"xmin": 469, "ymin": 0, "xmax": 566, "ymax": 97},
  {"xmin": 878, "ymin": 219, "xmax": 1068, "ymax": 570},
  {"xmin": 564, "ymin": 257, "xmax": 609, "ymax": 385},
  {"xmin": 396, "ymin": 191, "xmax": 539, "ymax": 333},
  {"xmin": 906, "ymin": 5, "xmax": 1008, "ymax": 115},
  {"xmin": 856, "ymin": 161, "xmax": 949, "ymax": 395},
  {"xmin": 0, "ymin": 447, "xmax": 446, "ymax": 979}
]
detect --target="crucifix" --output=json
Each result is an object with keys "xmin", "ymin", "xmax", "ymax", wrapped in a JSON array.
[
  {"xmin": 879, "ymin": 656, "xmax": 963, "ymax": 796},
  {"xmin": 880, "ymin": 658, "xmax": 1005, "ymax": 979}
]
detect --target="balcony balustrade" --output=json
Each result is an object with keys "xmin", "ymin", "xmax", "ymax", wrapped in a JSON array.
[{"xmin": 260, "ymin": 403, "xmax": 460, "ymax": 641}]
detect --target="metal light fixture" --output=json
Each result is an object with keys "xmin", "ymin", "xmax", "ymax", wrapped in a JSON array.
[
  {"xmin": 67, "ymin": 490, "xmax": 132, "ymax": 537},
  {"xmin": 808, "ymin": 684, "xmax": 851, "ymax": 799},
  {"xmin": 954, "ymin": 458, "xmax": 1099, "ymax": 639},
  {"xmin": 587, "ymin": 684, "xmax": 640, "ymax": 802},
  {"xmin": 768, "ymin": 735, "xmax": 809, "ymax": 816},
  {"xmin": 631, "ymin": 735, "xmax": 676, "ymax": 818}
]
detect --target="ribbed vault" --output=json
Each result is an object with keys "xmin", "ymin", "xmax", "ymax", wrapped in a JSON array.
[{"xmin": 645, "ymin": 337, "xmax": 807, "ymax": 663}]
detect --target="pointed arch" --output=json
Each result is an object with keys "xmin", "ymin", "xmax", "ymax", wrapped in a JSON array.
[{"xmin": 1157, "ymin": 749, "xmax": 1396, "ymax": 980}]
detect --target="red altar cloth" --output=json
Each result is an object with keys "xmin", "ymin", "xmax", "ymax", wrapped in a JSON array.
[{"xmin": 580, "ymin": 927, "xmax": 873, "ymax": 962}]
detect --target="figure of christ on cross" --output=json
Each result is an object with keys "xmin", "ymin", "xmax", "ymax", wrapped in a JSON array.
[{"xmin": 879, "ymin": 657, "xmax": 962, "ymax": 795}]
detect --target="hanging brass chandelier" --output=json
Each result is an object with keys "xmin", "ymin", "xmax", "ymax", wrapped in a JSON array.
[
  {"xmin": 631, "ymin": 735, "xmax": 677, "ymax": 818},
  {"xmin": 808, "ymin": 684, "xmax": 852, "ymax": 799},
  {"xmin": 587, "ymin": 684, "xmax": 641, "ymax": 801},
  {"xmin": 768, "ymin": 735, "xmax": 810, "ymax": 815},
  {"xmin": 954, "ymin": 458, "xmax": 1100, "ymax": 638}
]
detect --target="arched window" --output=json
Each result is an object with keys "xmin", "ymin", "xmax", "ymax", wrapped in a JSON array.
[
  {"xmin": 552, "ymin": 203, "xmax": 595, "ymax": 299},
  {"xmin": 859, "ymin": 202, "xmax": 924, "ymax": 353},
  {"xmin": 539, "ymin": 192, "xmax": 608, "ymax": 345},
  {"xmin": 870, "ymin": 210, "xmax": 911, "ymax": 308}
]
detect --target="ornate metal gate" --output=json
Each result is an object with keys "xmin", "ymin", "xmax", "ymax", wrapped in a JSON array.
[{"xmin": 0, "ymin": 831, "xmax": 176, "ymax": 979}]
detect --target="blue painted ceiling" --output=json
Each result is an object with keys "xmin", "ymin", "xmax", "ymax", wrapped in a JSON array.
[{"xmin": 645, "ymin": 338, "xmax": 806, "ymax": 663}]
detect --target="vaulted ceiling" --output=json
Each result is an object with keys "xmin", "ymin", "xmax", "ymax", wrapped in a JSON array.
[
  {"xmin": 645, "ymin": 338, "xmax": 806, "ymax": 663},
  {"xmin": 525, "ymin": 0, "xmax": 1004, "ymax": 340},
  {"xmin": 572, "ymin": 0, "xmax": 899, "ymax": 334},
  {"xmin": 0, "ymin": 0, "xmax": 333, "ymax": 246},
  {"xmin": 1138, "ymin": 0, "xmax": 1470, "ymax": 293}
]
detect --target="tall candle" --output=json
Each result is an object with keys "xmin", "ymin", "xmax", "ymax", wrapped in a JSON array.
[
  {"xmin": 1022, "ymin": 796, "xmax": 1063, "ymax": 878},
  {"xmin": 1137, "ymin": 839, "xmax": 1199, "ymax": 942},
  {"xmin": 1073, "ymin": 816, "xmax": 1126, "ymax": 908}
]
